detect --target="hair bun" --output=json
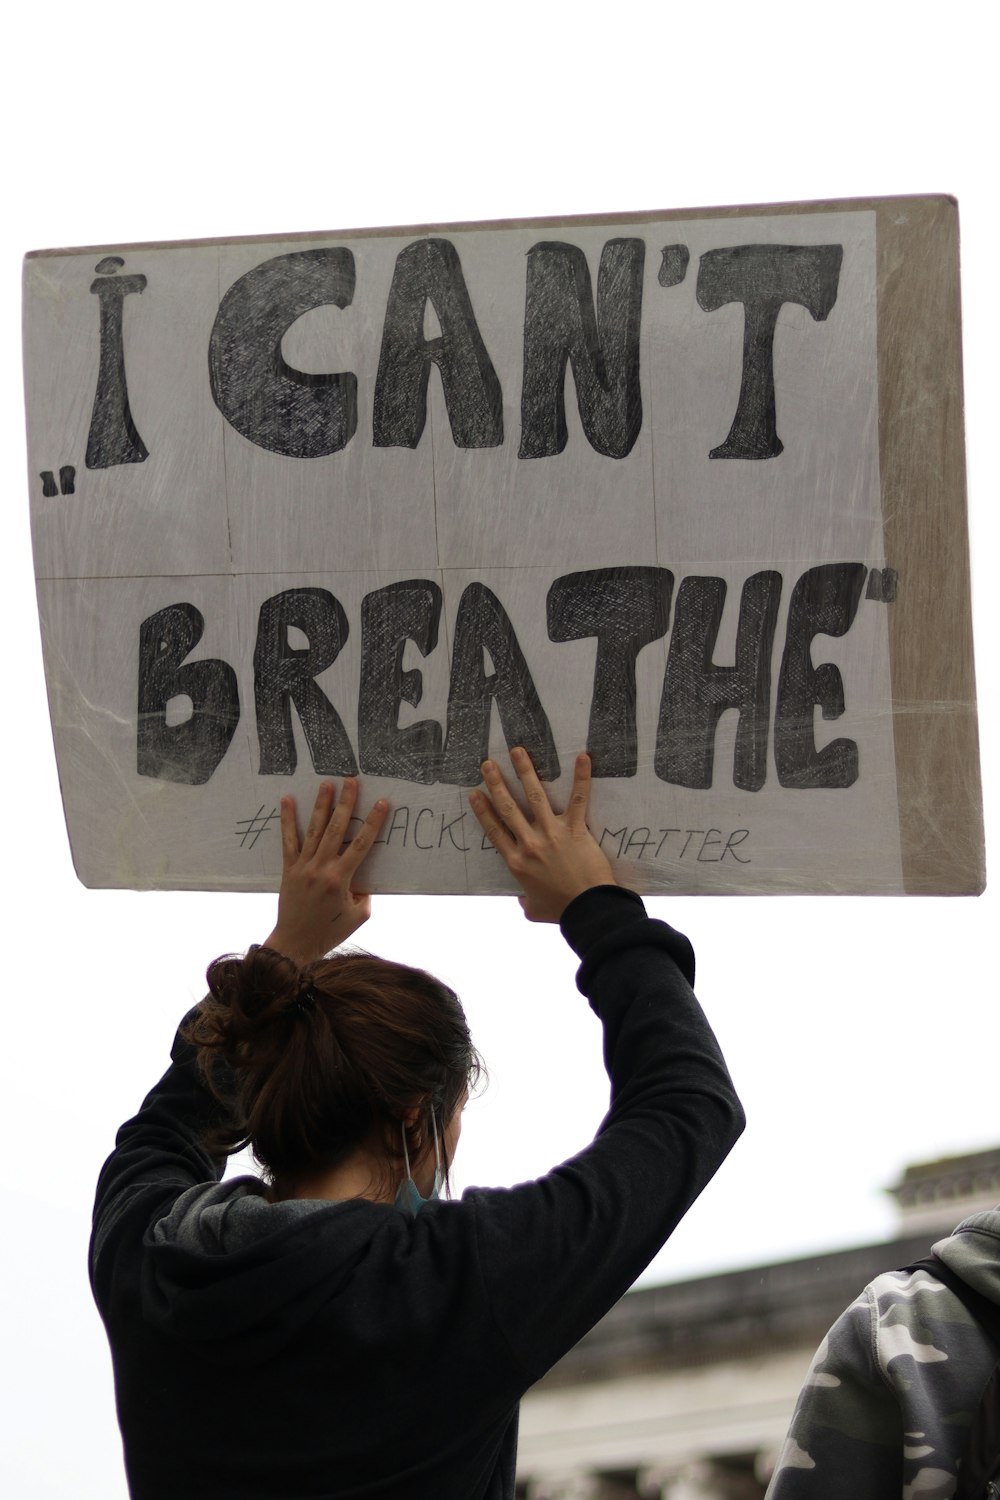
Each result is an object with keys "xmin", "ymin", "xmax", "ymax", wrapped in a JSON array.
[{"xmin": 204, "ymin": 945, "xmax": 308, "ymax": 1049}]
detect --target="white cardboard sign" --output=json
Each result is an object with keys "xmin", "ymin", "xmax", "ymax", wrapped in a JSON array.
[{"xmin": 23, "ymin": 197, "xmax": 983, "ymax": 894}]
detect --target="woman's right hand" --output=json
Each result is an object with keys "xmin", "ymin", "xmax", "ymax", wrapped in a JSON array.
[{"xmin": 468, "ymin": 748, "xmax": 617, "ymax": 922}]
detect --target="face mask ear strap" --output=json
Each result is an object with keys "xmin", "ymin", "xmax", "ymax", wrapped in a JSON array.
[
  {"xmin": 399, "ymin": 1107, "xmax": 443, "ymax": 1199},
  {"xmin": 430, "ymin": 1108, "xmax": 443, "ymax": 1193},
  {"xmin": 395, "ymin": 1110, "xmax": 443, "ymax": 1216}
]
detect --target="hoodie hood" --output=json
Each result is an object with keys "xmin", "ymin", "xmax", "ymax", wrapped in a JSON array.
[
  {"xmin": 932, "ymin": 1206, "xmax": 1000, "ymax": 1307},
  {"xmin": 142, "ymin": 1175, "xmax": 397, "ymax": 1366}
]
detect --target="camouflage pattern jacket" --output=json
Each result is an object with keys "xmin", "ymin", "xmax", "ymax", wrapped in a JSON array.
[{"xmin": 766, "ymin": 1210, "xmax": 1000, "ymax": 1500}]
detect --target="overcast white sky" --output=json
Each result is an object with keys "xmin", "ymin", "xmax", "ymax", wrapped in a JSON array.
[{"xmin": 3, "ymin": 4, "xmax": 997, "ymax": 1496}]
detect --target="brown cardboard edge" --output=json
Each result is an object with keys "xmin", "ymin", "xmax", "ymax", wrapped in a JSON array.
[{"xmin": 874, "ymin": 199, "xmax": 985, "ymax": 893}]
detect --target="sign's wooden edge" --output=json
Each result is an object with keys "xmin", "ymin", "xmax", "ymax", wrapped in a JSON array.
[{"xmin": 875, "ymin": 199, "xmax": 985, "ymax": 894}]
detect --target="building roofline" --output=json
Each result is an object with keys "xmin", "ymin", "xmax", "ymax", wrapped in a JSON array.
[{"xmin": 535, "ymin": 1231, "xmax": 942, "ymax": 1388}]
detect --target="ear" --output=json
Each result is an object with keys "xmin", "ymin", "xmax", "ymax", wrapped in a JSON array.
[{"xmin": 401, "ymin": 1105, "xmax": 420, "ymax": 1129}]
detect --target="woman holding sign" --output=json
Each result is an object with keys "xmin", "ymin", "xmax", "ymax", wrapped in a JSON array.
[{"xmin": 90, "ymin": 749, "xmax": 744, "ymax": 1500}]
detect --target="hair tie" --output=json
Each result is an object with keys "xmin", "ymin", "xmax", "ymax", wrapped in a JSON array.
[{"xmin": 289, "ymin": 982, "xmax": 319, "ymax": 1020}]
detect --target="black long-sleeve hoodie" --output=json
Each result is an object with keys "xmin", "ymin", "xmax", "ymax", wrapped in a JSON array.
[{"xmin": 90, "ymin": 887, "xmax": 745, "ymax": 1500}]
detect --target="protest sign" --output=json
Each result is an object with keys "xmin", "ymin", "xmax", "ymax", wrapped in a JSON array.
[{"xmin": 23, "ymin": 196, "xmax": 983, "ymax": 893}]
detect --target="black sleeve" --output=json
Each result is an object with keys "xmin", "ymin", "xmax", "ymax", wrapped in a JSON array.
[
  {"xmin": 89, "ymin": 1009, "xmax": 231, "ymax": 1313},
  {"xmin": 467, "ymin": 886, "xmax": 745, "ymax": 1384}
]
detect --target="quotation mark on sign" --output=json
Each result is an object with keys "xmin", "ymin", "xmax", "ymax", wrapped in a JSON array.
[
  {"xmin": 234, "ymin": 805, "xmax": 279, "ymax": 849},
  {"xmin": 40, "ymin": 466, "xmax": 76, "ymax": 496},
  {"xmin": 657, "ymin": 244, "xmax": 690, "ymax": 288},
  {"xmin": 866, "ymin": 568, "xmax": 898, "ymax": 603}
]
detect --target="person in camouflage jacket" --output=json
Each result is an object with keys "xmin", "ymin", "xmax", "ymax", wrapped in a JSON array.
[{"xmin": 766, "ymin": 1209, "xmax": 1000, "ymax": 1500}]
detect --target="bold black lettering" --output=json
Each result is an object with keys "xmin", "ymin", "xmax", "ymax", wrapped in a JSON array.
[
  {"xmin": 656, "ymin": 571, "xmax": 782, "ymax": 790},
  {"xmin": 358, "ymin": 580, "xmax": 443, "ymax": 783},
  {"xmin": 137, "ymin": 603, "xmax": 239, "ymax": 784},
  {"xmin": 774, "ymin": 563, "xmax": 867, "ymax": 788},
  {"xmin": 519, "ymin": 238, "xmax": 645, "ymax": 459},
  {"xmin": 696, "ymin": 244, "xmax": 843, "ymax": 459},
  {"xmin": 253, "ymin": 588, "xmax": 358, "ymax": 775},
  {"xmin": 372, "ymin": 239, "xmax": 502, "ymax": 449},
  {"xmin": 547, "ymin": 567, "xmax": 673, "ymax": 777},
  {"xmin": 440, "ymin": 583, "xmax": 559, "ymax": 784},
  {"xmin": 209, "ymin": 249, "xmax": 357, "ymax": 458},
  {"xmin": 86, "ymin": 257, "xmax": 149, "ymax": 469}
]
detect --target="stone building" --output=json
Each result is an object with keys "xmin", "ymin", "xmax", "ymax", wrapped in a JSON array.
[{"xmin": 515, "ymin": 1146, "xmax": 1000, "ymax": 1499}]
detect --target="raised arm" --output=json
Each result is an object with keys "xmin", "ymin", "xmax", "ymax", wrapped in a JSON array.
[
  {"xmin": 465, "ymin": 749, "xmax": 746, "ymax": 1379},
  {"xmin": 91, "ymin": 779, "xmax": 389, "ymax": 1308}
]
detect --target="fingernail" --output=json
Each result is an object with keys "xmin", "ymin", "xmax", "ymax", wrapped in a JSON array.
[{"xmin": 481, "ymin": 760, "xmax": 494, "ymax": 774}]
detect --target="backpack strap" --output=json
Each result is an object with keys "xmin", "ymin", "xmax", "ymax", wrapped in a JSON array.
[
  {"xmin": 898, "ymin": 1257, "xmax": 1000, "ymax": 1499},
  {"xmin": 899, "ymin": 1257, "xmax": 1000, "ymax": 1348}
]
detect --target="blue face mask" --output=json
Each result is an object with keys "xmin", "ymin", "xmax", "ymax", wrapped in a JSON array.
[{"xmin": 395, "ymin": 1112, "xmax": 443, "ymax": 1217}]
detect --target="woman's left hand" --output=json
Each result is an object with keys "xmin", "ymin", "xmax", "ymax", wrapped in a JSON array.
[{"xmin": 262, "ymin": 779, "xmax": 389, "ymax": 965}]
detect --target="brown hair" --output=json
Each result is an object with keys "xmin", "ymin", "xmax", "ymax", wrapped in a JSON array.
[{"xmin": 182, "ymin": 945, "xmax": 483, "ymax": 1194}]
